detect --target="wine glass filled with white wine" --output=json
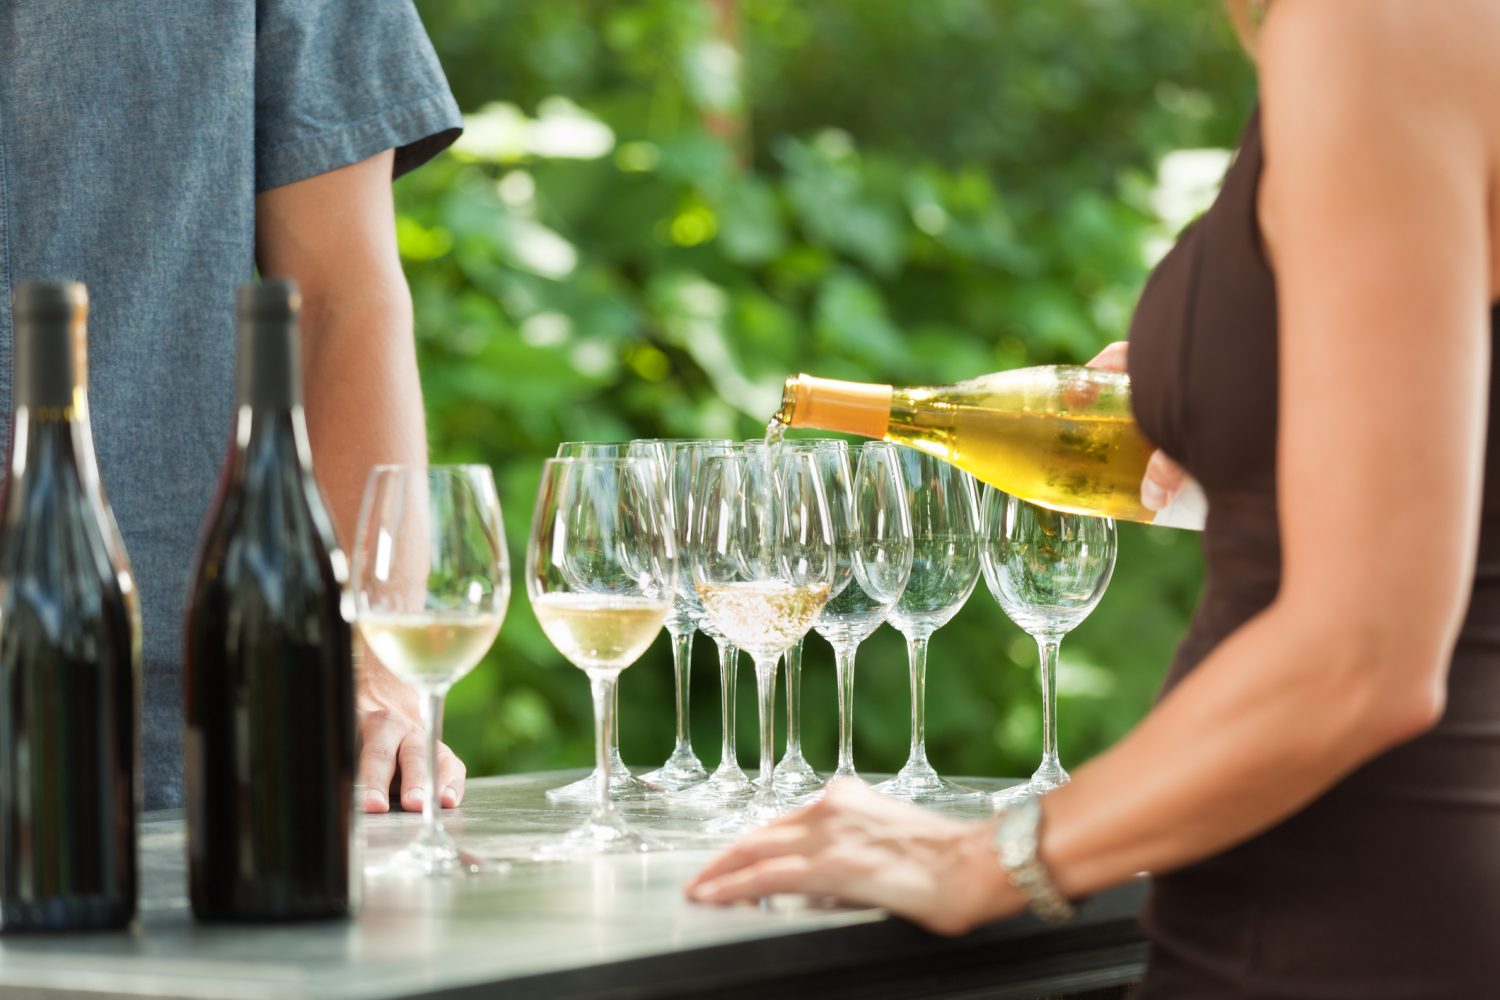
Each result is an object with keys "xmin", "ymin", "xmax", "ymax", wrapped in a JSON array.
[
  {"xmin": 692, "ymin": 444, "xmax": 835, "ymax": 834},
  {"xmin": 353, "ymin": 465, "xmax": 510, "ymax": 877},
  {"xmin": 545, "ymin": 440, "xmax": 682, "ymax": 803},
  {"xmin": 527, "ymin": 456, "xmax": 677, "ymax": 856}
]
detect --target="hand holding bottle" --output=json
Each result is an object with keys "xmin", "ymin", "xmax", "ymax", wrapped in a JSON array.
[{"xmin": 1084, "ymin": 342, "xmax": 1201, "ymax": 517}]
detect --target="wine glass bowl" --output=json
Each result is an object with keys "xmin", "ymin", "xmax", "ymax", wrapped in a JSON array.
[
  {"xmin": 982, "ymin": 489, "xmax": 1116, "ymax": 802},
  {"xmin": 526, "ymin": 456, "xmax": 677, "ymax": 857},
  {"xmin": 353, "ymin": 464, "xmax": 510, "ymax": 877}
]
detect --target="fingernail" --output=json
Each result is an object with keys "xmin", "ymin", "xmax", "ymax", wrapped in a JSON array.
[
  {"xmin": 402, "ymin": 788, "xmax": 423, "ymax": 810},
  {"xmin": 1141, "ymin": 479, "xmax": 1167, "ymax": 511},
  {"xmin": 364, "ymin": 788, "xmax": 388, "ymax": 811},
  {"xmin": 692, "ymin": 880, "xmax": 720, "ymax": 902},
  {"xmin": 442, "ymin": 785, "xmax": 459, "ymax": 807}
]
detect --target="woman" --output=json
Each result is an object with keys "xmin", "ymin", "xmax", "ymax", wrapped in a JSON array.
[{"xmin": 686, "ymin": 0, "xmax": 1500, "ymax": 994}]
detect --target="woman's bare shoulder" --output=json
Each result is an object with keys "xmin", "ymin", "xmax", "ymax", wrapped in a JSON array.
[
  {"xmin": 1261, "ymin": 1, "xmax": 1500, "ymax": 120},
  {"xmin": 1259, "ymin": 0, "xmax": 1500, "ymax": 294}
]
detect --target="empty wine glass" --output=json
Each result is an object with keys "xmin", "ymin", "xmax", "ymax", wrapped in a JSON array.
[
  {"xmin": 875, "ymin": 449, "xmax": 983, "ymax": 805},
  {"xmin": 669, "ymin": 442, "xmax": 752, "ymax": 808},
  {"xmin": 692, "ymin": 444, "xmax": 834, "ymax": 833},
  {"xmin": 545, "ymin": 441, "xmax": 675, "ymax": 803},
  {"xmin": 353, "ymin": 465, "xmax": 509, "ymax": 876},
  {"xmin": 527, "ymin": 457, "xmax": 676, "ymax": 856},
  {"xmin": 641, "ymin": 439, "xmax": 737, "ymax": 791},
  {"xmin": 773, "ymin": 440, "xmax": 850, "ymax": 797},
  {"xmin": 982, "ymin": 489, "xmax": 1116, "ymax": 805},
  {"xmin": 811, "ymin": 442, "xmax": 913, "ymax": 786}
]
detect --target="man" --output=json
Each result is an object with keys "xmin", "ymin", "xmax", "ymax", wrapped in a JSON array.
[{"xmin": 1, "ymin": 1, "xmax": 466, "ymax": 811}]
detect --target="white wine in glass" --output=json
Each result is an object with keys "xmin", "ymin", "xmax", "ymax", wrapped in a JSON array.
[
  {"xmin": 532, "ymin": 593, "xmax": 671, "ymax": 670},
  {"xmin": 361, "ymin": 612, "xmax": 503, "ymax": 688}
]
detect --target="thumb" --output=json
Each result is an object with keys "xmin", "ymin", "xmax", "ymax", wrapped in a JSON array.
[{"xmin": 1140, "ymin": 450, "xmax": 1189, "ymax": 511}]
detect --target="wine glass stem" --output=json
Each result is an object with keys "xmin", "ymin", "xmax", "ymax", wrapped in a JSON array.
[
  {"xmin": 718, "ymin": 641, "xmax": 740, "ymax": 768},
  {"xmin": 590, "ymin": 672, "xmax": 619, "ymax": 826},
  {"xmin": 905, "ymin": 633, "xmax": 931, "ymax": 768},
  {"xmin": 418, "ymin": 690, "xmax": 447, "ymax": 837},
  {"xmin": 669, "ymin": 628, "xmax": 694, "ymax": 753},
  {"xmin": 834, "ymin": 643, "xmax": 857, "ymax": 774},
  {"xmin": 783, "ymin": 636, "xmax": 804, "ymax": 758},
  {"xmin": 755, "ymin": 656, "xmax": 778, "ymax": 794},
  {"xmin": 611, "ymin": 683, "xmax": 622, "ymax": 758},
  {"xmin": 1037, "ymin": 635, "xmax": 1062, "ymax": 771}
]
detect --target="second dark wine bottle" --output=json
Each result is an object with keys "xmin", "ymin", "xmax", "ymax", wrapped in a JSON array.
[
  {"xmin": 183, "ymin": 280, "xmax": 356, "ymax": 921},
  {"xmin": 0, "ymin": 281, "xmax": 141, "ymax": 931}
]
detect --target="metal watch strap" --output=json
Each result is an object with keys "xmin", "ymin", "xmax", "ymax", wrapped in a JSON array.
[{"xmin": 993, "ymin": 793, "xmax": 1075, "ymax": 925}]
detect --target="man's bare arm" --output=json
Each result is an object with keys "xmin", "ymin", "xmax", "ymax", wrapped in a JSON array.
[{"xmin": 253, "ymin": 150, "xmax": 467, "ymax": 814}]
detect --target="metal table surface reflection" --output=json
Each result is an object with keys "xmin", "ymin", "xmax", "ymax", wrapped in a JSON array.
[{"xmin": 0, "ymin": 772, "xmax": 1147, "ymax": 1000}]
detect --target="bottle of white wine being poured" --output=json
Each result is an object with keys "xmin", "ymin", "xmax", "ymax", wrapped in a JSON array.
[{"xmin": 772, "ymin": 367, "xmax": 1206, "ymax": 529}]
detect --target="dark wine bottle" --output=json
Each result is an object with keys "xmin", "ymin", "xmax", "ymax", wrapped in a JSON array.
[
  {"xmin": 0, "ymin": 281, "xmax": 141, "ymax": 932},
  {"xmin": 183, "ymin": 280, "xmax": 356, "ymax": 921}
]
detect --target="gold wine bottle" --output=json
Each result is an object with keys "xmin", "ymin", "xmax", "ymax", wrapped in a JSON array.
[{"xmin": 773, "ymin": 367, "xmax": 1205, "ymax": 529}]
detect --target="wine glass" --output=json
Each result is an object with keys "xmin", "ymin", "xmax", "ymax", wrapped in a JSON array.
[
  {"xmin": 811, "ymin": 442, "xmax": 913, "ymax": 786},
  {"xmin": 353, "ymin": 465, "xmax": 509, "ymax": 877},
  {"xmin": 544, "ymin": 441, "xmax": 677, "ymax": 803},
  {"xmin": 982, "ymin": 489, "xmax": 1116, "ymax": 804},
  {"xmin": 773, "ymin": 440, "xmax": 850, "ymax": 797},
  {"xmin": 641, "ymin": 439, "xmax": 738, "ymax": 791},
  {"xmin": 669, "ymin": 442, "xmax": 752, "ymax": 808},
  {"xmin": 692, "ymin": 444, "xmax": 834, "ymax": 833},
  {"xmin": 527, "ymin": 456, "xmax": 676, "ymax": 856},
  {"xmin": 875, "ymin": 449, "xmax": 984, "ymax": 805}
]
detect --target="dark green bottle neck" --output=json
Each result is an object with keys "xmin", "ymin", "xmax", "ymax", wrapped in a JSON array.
[
  {"xmin": 236, "ymin": 318, "xmax": 302, "ymax": 411},
  {"xmin": 13, "ymin": 314, "xmax": 84, "ymax": 411}
]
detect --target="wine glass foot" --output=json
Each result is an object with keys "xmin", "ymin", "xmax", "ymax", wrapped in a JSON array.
[
  {"xmin": 991, "ymin": 781, "xmax": 1036, "ymax": 807},
  {"xmin": 771, "ymin": 751, "xmax": 823, "ymax": 797},
  {"xmin": 546, "ymin": 766, "xmax": 662, "ymax": 805},
  {"xmin": 369, "ymin": 829, "xmax": 504, "ymax": 878},
  {"xmin": 874, "ymin": 764, "xmax": 982, "ymax": 805},
  {"xmin": 703, "ymin": 794, "xmax": 790, "ymax": 837},
  {"xmin": 668, "ymin": 763, "xmax": 754, "ymax": 808},
  {"xmin": 534, "ymin": 818, "xmax": 669, "ymax": 859},
  {"xmin": 639, "ymin": 749, "xmax": 709, "ymax": 792},
  {"xmin": 993, "ymin": 766, "xmax": 1069, "ymax": 807}
]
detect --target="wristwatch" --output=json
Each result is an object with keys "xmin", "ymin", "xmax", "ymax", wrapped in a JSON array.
[{"xmin": 993, "ymin": 793, "xmax": 1075, "ymax": 925}]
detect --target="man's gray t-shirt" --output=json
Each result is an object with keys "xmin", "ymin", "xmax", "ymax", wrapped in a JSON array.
[{"xmin": 0, "ymin": 2, "xmax": 461, "ymax": 808}]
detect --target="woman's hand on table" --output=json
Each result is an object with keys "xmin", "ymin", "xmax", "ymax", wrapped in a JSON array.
[
  {"xmin": 685, "ymin": 781, "xmax": 1026, "ymax": 935},
  {"xmin": 1086, "ymin": 342, "xmax": 1193, "ymax": 513},
  {"xmin": 355, "ymin": 650, "xmax": 467, "ymax": 814}
]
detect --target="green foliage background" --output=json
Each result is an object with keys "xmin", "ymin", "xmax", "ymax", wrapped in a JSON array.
[{"xmin": 400, "ymin": 0, "xmax": 1256, "ymax": 781}]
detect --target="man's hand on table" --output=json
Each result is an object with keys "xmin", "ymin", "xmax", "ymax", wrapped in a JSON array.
[
  {"xmin": 685, "ymin": 780, "xmax": 1026, "ymax": 936},
  {"xmin": 356, "ymin": 651, "xmax": 467, "ymax": 813}
]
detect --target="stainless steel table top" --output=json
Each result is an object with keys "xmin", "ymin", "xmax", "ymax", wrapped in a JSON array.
[{"xmin": 0, "ymin": 772, "xmax": 1146, "ymax": 1000}]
